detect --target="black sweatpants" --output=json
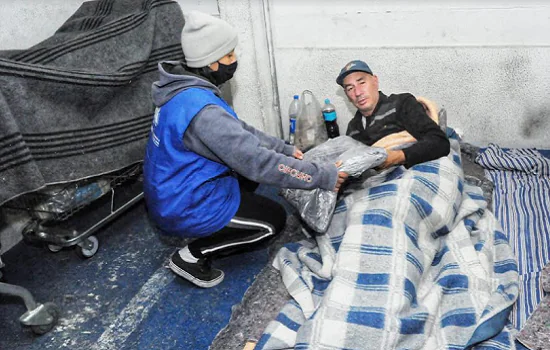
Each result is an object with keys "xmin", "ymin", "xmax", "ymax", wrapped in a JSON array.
[{"xmin": 188, "ymin": 177, "xmax": 287, "ymax": 259}]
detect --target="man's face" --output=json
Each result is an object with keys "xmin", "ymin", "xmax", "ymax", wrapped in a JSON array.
[{"xmin": 343, "ymin": 71, "xmax": 379, "ymax": 116}]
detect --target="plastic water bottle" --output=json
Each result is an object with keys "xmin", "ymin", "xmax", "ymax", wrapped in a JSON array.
[
  {"xmin": 322, "ymin": 98, "xmax": 340, "ymax": 138},
  {"xmin": 288, "ymin": 95, "xmax": 300, "ymax": 145},
  {"xmin": 74, "ymin": 180, "xmax": 110, "ymax": 206}
]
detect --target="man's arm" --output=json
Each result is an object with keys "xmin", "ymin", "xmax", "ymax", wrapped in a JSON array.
[
  {"xmin": 376, "ymin": 149, "xmax": 405, "ymax": 169},
  {"xmin": 397, "ymin": 94, "xmax": 450, "ymax": 168}
]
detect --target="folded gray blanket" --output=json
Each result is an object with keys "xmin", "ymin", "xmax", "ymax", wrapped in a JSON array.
[{"xmin": 0, "ymin": 0, "xmax": 184, "ymax": 205}]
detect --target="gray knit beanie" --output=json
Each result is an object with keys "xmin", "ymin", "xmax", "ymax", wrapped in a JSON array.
[{"xmin": 181, "ymin": 11, "xmax": 239, "ymax": 68}]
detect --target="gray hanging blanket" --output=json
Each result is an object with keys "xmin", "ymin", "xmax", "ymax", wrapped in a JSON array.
[{"xmin": 0, "ymin": 0, "xmax": 184, "ymax": 205}]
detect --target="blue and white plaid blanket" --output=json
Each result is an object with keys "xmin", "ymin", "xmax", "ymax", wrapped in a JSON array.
[{"xmin": 257, "ymin": 138, "xmax": 519, "ymax": 350}]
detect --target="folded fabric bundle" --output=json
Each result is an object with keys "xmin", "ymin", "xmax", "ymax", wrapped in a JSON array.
[{"xmin": 280, "ymin": 136, "xmax": 387, "ymax": 233}]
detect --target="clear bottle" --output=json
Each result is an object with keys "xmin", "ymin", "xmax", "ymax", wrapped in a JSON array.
[
  {"xmin": 288, "ymin": 95, "xmax": 300, "ymax": 145},
  {"xmin": 74, "ymin": 179, "xmax": 110, "ymax": 206},
  {"xmin": 322, "ymin": 98, "xmax": 340, "ymax": 138}
]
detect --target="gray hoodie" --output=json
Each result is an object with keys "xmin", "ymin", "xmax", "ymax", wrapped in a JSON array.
[{"xmin": 151, "ymin": 61, "xmax": 338, "ymax": 191}]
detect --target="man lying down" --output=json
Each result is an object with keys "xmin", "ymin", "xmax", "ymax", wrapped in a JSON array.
[
  {"xmin": 257, "ymin": 61, "xmax": 519, "ymax": 349},
  {"xmin": 281, "ymin": 59, "xmax": 450, "ymax": 235}
]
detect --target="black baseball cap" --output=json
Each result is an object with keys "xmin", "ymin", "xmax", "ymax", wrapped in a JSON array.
[{"xmin": 336, "ymin": 60, "xmax": 373, "ymax": 86}]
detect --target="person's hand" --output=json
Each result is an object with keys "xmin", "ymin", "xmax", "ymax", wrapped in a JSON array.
[
  {"xmin": 334, "ymin": 160, "xmax": 349, "ymax": 192},
  {"xmin": 377, "ymin": 149, "xmax": 405, "ymax": 170},
  {"xmin": 293, "ymin": 147, "xmax": 303, "ymax": 160}
]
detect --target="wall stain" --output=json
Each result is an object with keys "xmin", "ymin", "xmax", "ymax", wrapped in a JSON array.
[
  {"xmin": 499, "ymin": 54, "xmax": 531, "ymax": 91},
  {"xmin": 502, "ymin": 55, "xmax": 530, "ymax": 74},
  {"xmin": 522, "ymin": 106, "xmax": 550, "ymax": 138}
]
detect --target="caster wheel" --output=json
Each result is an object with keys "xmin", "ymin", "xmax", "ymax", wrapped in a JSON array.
[
  {"xmin": 75, "ymin": 236, "xmax": 99, "ymax": 258},
  {"xmin": 30, "ymin": 302, "xmax": 60, "ymax": 335},
  {"xmin": 47, "ymin": 244, "xmax": 63, "ymax": 253}
]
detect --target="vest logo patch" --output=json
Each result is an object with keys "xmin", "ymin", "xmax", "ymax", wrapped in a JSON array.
[
  {"xmin": 153, "ymin": 107, "xmax": 160, "ymax": 126},
  {"xmin": 278, "ymin": 164, "xmax": 312, "ymax": 183},
  {"xmin": 152, "ymin": 130, "xmax": 160, "ymax": 147},
  {"xmin": 151, "ymin": 107, "xmax": 161, "ymax": 146}
]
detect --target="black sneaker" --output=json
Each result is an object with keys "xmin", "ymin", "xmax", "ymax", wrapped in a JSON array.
[{"xmin": 169, "ymin": 251, "xmax": 224, "ymax": 288}]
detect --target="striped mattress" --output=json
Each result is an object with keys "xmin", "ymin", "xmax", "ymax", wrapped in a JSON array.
[{"xmin": 476, "ymin": 144, "xmax": 550, "ymax": 329}]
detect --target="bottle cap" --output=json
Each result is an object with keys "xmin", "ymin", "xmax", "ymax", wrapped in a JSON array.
[
  {"xmin": 324, "ymin": 98, "xmax": 330, "ymax": 104},
  {"xmin": 293, "ymin": 95, "xmax": 299, "ymax": 99}
]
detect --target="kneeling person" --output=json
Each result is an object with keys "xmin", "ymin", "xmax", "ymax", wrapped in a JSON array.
[{"xmin": 143, "ymin": 11, "xmax": 347, "ymax": 288}]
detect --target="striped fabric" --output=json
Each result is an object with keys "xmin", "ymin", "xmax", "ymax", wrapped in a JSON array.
[
  {"xmin": 476, "ymin": 144, "xmax": 550, "ymax": 329},
  {"xmin": 258, "ymin": 138, "xmax": 519, "ymax": 349},
  {"xmin": 0, "ymin": 0, "xmax": 184, "ymax": 205}
]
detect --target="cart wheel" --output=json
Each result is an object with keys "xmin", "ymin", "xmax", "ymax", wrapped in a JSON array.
[
  {"xmin": 47, "ymin": 244, "xmax": 63, "ymax": 253},
  {"xmin": 30, "ymin": 302, "xmax": 60, "ymax": 335},
  {"xmin": 75, "ymin": 236, "xmax": 99, "ymax": 258}
]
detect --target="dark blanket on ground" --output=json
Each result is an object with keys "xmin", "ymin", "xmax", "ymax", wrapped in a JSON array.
[{"xmin": 0, "ymin": 0, "xmax": 184, "ymax": 205}]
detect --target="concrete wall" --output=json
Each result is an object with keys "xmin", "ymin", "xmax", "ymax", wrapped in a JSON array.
[
  {"xmin": 269, "ymin": 0, "xmax": 550, "ymax": 148},
  {"xmin": 7, "ymin": 0, "xmax": 546, "ymax": 147},
  {"xmin": 219, "ymin": 0, "xmax": 282, "ymax": 137}
]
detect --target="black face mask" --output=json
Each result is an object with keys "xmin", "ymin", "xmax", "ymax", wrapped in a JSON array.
[{"xmin": 210, "ymin": 61, "xmax": 238, "ymax": 86}]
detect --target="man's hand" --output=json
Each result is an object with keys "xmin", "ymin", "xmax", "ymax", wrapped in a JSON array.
[
  {"xmin": 334, "ymin": 160, "xmax": 349, "ymax": 192},
  {"xmin": 293, "ymin": 147, "xmax": 304, "ymax": 160},
  {"xmin": 378, "ymin": 149, "xmax": 405, "ymax": 170}
]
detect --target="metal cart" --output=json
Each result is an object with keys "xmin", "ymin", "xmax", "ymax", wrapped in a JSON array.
[{"xmin": 1, "ymin": 162, "xmax": 144, "ymax": 334}]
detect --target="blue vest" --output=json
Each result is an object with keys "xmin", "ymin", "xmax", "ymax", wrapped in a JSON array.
[{"xmin": 143, "ymin": 87, "xmax": 240, "ymax": 237}]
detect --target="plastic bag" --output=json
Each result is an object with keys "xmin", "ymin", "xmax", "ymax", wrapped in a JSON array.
[
  {"xmin": 281, "ymin": 136, "xmax": 387, "ymax": 233},
  {"xmin": 294, "ymin": 90, "xmax": 328, "ymax": 152},
  {"xmin": 34, "ymin": 179, "xmax": 111, "ymax": 220}
]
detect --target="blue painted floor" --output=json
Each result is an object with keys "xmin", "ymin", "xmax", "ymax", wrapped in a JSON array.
[{"xmin": 0, "ymin": 185, "xmax": 287, "ymax": 350}]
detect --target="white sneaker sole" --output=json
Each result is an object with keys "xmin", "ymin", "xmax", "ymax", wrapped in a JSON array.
[{"xmin": 169, "ymin": 259, "xmax": 224, "ymax": 288}]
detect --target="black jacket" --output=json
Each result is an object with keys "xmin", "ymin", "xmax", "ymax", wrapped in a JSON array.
[{"xmin": 346, "ymin": 92, "xmax": 450, "ymax": 168}]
